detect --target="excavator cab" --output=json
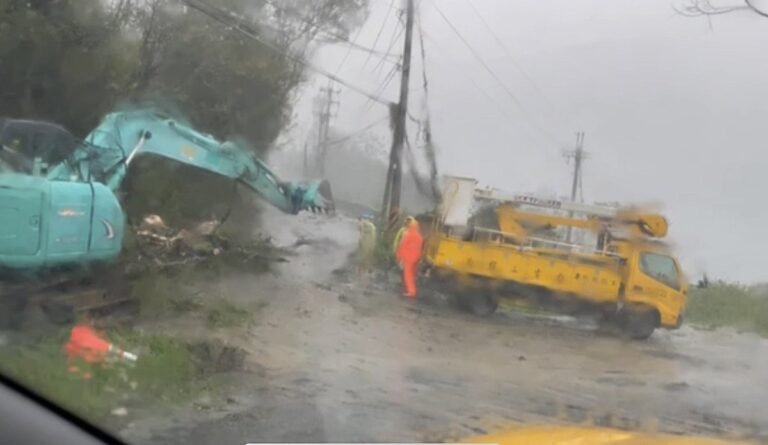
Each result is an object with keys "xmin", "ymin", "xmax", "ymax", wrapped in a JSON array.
[{"xmin": 0, "ymin": 119, "xmax": 78, "ymax": 174}]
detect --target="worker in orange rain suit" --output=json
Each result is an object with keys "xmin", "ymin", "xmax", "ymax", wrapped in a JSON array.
[{"xmin": 395, "ymin": 216, "xmax": 424, "ymax": 299}]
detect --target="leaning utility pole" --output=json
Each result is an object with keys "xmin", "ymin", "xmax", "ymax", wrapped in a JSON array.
[
  {"xmin": 313, "ymin": 84, "xmax": 340, "ymax": 176},
  {"xmin": 563, "ymin": 131, "xmax": 588, "ymax": 243},
  {"xmin": 381, "ymin": 0, "xmax": 415, "ymax": 233}
]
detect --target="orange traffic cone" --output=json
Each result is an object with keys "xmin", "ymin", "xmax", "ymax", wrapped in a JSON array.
[{"xmin": 64, "ymin": 324, "xmax": 137, "ymax": 379}]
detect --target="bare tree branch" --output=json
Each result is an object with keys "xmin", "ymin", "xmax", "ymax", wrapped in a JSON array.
[
  {"xmin": 745, "ymin": 0, "xmax": 768, "ymax": 17},
  {"xmin": 675, "ymin": 0, "xmax": 768, "ymax": 17}
]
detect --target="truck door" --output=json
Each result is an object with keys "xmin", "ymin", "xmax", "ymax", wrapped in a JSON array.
[
  {"xmin": 88, "ymin": 183, "xmax": 124, "ymax": 260},
  {"xmin": 626, "ymin": 250, "xmax": 687, "ymax": 328},
  {"xmin": 46, "ymin": 182, "xmax": 93, "ymax": 263}
]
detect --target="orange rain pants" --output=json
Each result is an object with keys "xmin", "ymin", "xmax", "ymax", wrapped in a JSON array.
[{"xmin": 395, "ymin": 223, "xmax": 423, "ymax": 298}]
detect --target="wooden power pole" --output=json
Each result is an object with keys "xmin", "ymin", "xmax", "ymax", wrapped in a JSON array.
[{"xmin": 381, "ymin": 0, "xmax": 415, "ymax": 233}]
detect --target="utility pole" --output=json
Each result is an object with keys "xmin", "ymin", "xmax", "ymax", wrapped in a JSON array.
[
  {"xmin": 381, "ymin": 0, "xmax": 415, "ymax": 233},
  {"xmin": 313, "ymin": 83, "xmax": 340, "ymax": 177},
  {"xmin": 563, "ymin": 131, "xmax": 588, "ymax": 243}
]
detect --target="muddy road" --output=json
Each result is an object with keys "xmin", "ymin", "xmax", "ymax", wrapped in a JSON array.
[{"xmin": 124, "ymin": 210, "xmax": 768, "ymax": 444}]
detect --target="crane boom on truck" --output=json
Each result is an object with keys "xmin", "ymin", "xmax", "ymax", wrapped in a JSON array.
[
  {"xmin": 425, "ymin": 176, "xmax": 687, "ymax": 339},
  {"xmin": 0, "ymin": 108, "xmax": 334, "ymax": 271}
]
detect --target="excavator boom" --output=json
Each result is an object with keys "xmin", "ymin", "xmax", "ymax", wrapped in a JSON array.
[
  {"xmin": 0, "ymin": 108, "xmax": 333, "ymax": 270},
  {"xmin": 47, "ymin": 109, "xmax": 333, "ymax": 214}
]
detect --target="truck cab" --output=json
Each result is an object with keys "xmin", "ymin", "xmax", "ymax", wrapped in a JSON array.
[{"xmin": 622, "ymin": 243, "xmax": 688, "ymax": 330}]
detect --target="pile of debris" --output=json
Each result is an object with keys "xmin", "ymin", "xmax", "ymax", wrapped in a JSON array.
[{"xmin": 127, "ymin": 214, "xmax": 288, "ymax": 273}]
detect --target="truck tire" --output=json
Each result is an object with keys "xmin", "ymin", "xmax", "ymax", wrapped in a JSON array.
[
  {"xmin": 458, "ymin": 292, "xmax": 498, "ymax": 317},
  {"xmin": 621, "ymin": 307, "xmax": 658, "ymax": 340}
]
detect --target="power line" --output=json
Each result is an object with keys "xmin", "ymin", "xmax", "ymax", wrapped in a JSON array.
[
  {"xmin": 326, "ymin": 115, "xmax": 390, "ymax": 146},
  {"xmin": 319, "ymin": 34, "xmax": 401, "ymax": 64},
  {"xmin": 372, "ymin": 23, "xmax": 405, "ymax": 76},
  {"xmin": 420, "ymin": 32, "xmax": 502, "ymax": 112},
  {"xmin": 421, "ymin": 28, "xmax": 552, "ymax": 151},
  {"xmin": 416, "ymin": 8, "xmax": 440, "ymax": 201},
  {"xmin": 463, "ymin": 0, "xmax": 561, "ymax": 120},
  {"xmin": 364, "ymin": 0, "xmax": 394, "ymax": 68},
  {"xmin": 180, "ymin": 0, "xmax": 395, "ymax": 108},
  {"xmin": 361, "ymin": 56, "xmax": 401, "ymax": 112},
  {"xmin": 332, "ymin": 27, "xmax": 360, "ymax": 77},
  {"xmin": 264, "ymin": 1, "xmax": 401, "ymax": 68},
  {"xmin": 428, "ymin": 0, "xmax": 562, "ymax": 147},
  {"xmin": 403, "ymin": 131, "xmax": 436, "ymax": 199}
]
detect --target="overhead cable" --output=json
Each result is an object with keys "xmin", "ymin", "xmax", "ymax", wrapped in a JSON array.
[
  {"xmin": 364, "ymin": 1, "xmax": 395, "ymax": 68},
  {"xmin": 372, "ymin": 23, "xmax": 406, "ymax": 76},
  {"xmin": 326, "ymin": 115, "xmax": 390, "ymax": 146},
  {"xmin": 463, "ymin": 0, "xmax": 561, "ymax": 120},
  {"xmin": 429, "ymin": 0, "xmax": 562, "ymax": 147},
  {"xmin": 181, "ymin": 0, "xmax": 395, "ymax": 107}
]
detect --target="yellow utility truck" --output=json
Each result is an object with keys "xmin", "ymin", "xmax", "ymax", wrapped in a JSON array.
[{"xmin": 424, "ymin": 176, "xmax": 687, "ymax": 339}]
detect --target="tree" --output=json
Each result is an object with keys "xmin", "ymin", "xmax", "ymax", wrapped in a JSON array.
[
  {"xmin": 123, "ymin": 0, "xmax": 369, "ymax": 154},
  {"xmin": 0, "ymin": 0, "xmax": 370, "ymax": 149},
  {"xmin": 677, "ymin": 0, "xmax": 768, "ymax": 19},
  {"xmin": 0, "ymin": 0, "xmax": 138, "ymax": 134},
  {"xmin": 0, "ymin": 0, "xmax": 370, "ymax": 224}
]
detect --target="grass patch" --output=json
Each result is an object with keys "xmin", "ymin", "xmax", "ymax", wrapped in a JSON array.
[
  {"xmin": 686, "ymin": 283, "xmax": 768, "ymax": 337},
  {"xmin": 0, "ymin": 330, "xmax": 211, "ymax": 428},
  {"xmin": 131, "ymin": 271, "xmax": 180, "ymax": 321},
  {"xmin": 206, "ymin": 300, "xmax": 250, "ymax": 329}
]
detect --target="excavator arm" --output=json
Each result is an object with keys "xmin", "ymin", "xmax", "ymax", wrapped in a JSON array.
[{"xmin": 47, "ymin": 109, "xmax": 334, "ymax": 214}]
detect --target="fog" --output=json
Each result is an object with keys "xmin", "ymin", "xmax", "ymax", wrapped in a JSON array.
[{"xmin": 282, "ymin": 0, "xmax": 768, "ymax": 283}]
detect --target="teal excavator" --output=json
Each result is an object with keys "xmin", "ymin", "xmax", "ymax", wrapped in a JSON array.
[{"xmin": 0, "ymin": 108, "xmax": 334, "ymax": 271}]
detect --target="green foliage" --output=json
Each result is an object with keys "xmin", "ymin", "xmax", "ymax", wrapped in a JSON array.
[
  {"xmin": 1, "ymin": 0, "xmax": 370, "ymax": 230},
  {"xmin": 686, "ymin": 283, "xmax": 768, "ymax": 337},
  {"xmin": 122, "ymin": 157, "xmax": 239, "ymax": 227},
  {"xmin": 0, "ymin": 330, "xmax": 206, "ymax": 427},
  {"xmin": 206, "ymin": 300, "xmax": 251, "ymax": 329},
  {"xmin": 0, "ymin": 0, "xmax": 138, "ymax": 134},
  {"xmin": 0, "ymin": 0, "xmax": 369, "ymax": 150},
  {"xmin": 131, "ymin": 271, "xmax": 180, "ymax": 321}
]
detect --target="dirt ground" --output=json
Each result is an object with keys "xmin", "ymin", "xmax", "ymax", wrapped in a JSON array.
[{"xmin": 121, "ymin": 209, "xmax": 768, "ymax": 444}]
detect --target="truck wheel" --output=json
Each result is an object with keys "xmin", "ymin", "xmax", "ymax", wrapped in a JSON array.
[
  {"xmin": 621, "ymin": 308, "xmax": 658, "ymax": 340},
  {"xmin": 458, "ymin": 292, "xmax": 498, "ymax": 317}
]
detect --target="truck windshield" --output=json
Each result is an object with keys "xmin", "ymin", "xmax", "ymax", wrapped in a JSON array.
[{"xmin": 639, "ymin": 252, "xmax": 680, "ymax": 290}]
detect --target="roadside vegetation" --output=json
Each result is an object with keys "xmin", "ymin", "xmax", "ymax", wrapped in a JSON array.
[
  {"xmin": 206, "ymin": 300, "xmax": 252, "ymax": 329},
  {"xmin": 0, "ymin": 330, "xmax": 210, "ymax": 428},
  {"xmin": 686, "ymin": 282, "xmax": 768, "ymax": 337}
]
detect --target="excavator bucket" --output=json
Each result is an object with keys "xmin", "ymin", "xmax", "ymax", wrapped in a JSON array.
[{"xmin": 285, "ymin": 179, "xmax": 335, "ymax": 214}]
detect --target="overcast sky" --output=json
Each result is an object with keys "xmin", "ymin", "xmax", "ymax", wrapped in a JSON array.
[{"xmin": 282, "ymin": 0, "xmax": 768, "ymax": 283}]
